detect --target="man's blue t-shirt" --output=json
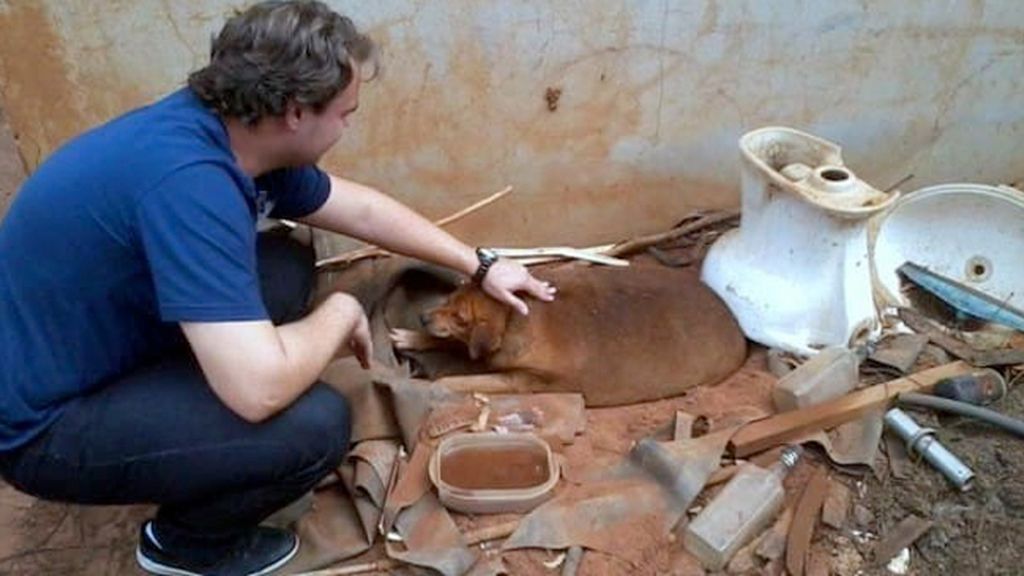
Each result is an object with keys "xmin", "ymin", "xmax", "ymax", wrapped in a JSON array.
[{"xmin": 0, "ymin": 88, "xmax": 331, "ymax": 451}]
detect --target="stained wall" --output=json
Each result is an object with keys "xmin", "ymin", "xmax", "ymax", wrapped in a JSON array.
[
  {"xmin": 0, "ymin": 97, "xmax": 26, "ymax": 220},
  {"xmin": 0, "ymin": 1, "xmax": 1021, "ymax": 246}
]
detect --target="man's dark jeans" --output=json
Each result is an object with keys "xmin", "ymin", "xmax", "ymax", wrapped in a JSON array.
[{"xmin": 0, "ymin": 230, "xmax": 349, "ymax": 544}]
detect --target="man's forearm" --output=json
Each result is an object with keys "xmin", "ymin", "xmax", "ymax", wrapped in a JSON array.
[
  {"xmin": 182, "ymin": 292, "xmax": 367, "ymax": 422},
  {"xmin": 361, "ymin": 198, "xmax": 477, "ymax": 275},
  {"xmin": 273, "ymin": 292, "xmax": 364, "ymax": 393},
  {"xmin": 302, "ymin": 176, "xmax": 478, "ymax": 276},
  {"xmin": 300, "ymin": 175, "xmax": 556, "ymax": 316}
]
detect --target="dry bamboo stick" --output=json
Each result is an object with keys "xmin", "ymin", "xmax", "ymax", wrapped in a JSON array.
[
  {"xmin": 601, "ymin": 209, "xmax": 740, "ymax": 258},
  {"xmin": 433, "ymin": 186, "xmax": 513, "ymax": 228},
  {"xmin": 315, "ymin": 186, "xmax": 513, "ymax": 269}
]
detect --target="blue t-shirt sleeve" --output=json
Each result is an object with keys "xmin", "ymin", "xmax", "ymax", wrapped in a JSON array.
[
  {"xmin": 256, "ymin": 165, "xmax": 331, "ymax": 219},
  {"xmin": 136, "ymin": 165, "xmax": 268, "ymax": 322}
]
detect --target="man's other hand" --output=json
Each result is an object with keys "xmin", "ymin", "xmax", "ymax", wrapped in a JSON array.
[{"xmin": 332, "ymin": 293, "xmax": 373, "ymax": 369}]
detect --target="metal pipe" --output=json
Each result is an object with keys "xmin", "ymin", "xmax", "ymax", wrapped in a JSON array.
[
  {"xmin": 883, "ymin": 408, "xmax": 975, "ymax": 491},
  {"xmin": 898, "ymin": 392, "xmax": 1024, "ymax": 439},
  {"xmin": 561, "ymin": 546, "xmax": 584, "ymax": 576}
]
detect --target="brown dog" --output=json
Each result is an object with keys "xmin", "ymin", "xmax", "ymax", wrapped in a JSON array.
[{"xmin": 392, "ymin": 263, "xmax": 747, "ymax": 407}]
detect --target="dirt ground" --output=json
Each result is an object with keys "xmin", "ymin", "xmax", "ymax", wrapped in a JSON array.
[
  {"xmin": 853, "ymin": 370, "xmax": 1024, "ymax": 576},
  {"xmin": 1, "ymin": 350, "xmax": 1022, "ymax": 576}
]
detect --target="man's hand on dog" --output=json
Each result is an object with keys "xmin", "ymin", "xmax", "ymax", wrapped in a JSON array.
[{"xmin": 481, "ymin": 259, "xmax": 557, "ymax": 316}]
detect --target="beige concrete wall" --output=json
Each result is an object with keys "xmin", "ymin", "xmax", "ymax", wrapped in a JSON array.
[
  {"xmin": 0, "ymin": 1, "xmax": 1022, "ymax": 247},
  {"xmin": 0, "ymin": 98, "xmax": 26, "ymax": 220}
]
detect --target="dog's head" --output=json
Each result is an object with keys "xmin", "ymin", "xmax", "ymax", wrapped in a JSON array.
[{"xmin": 421, "ymin": 285, "xmax": 512, "ymax": 360}]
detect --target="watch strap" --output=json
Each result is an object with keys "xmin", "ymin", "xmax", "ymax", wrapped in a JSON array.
[{"xmin": 472, "ymin": 247, "xmax": 497, "ymax": 283}]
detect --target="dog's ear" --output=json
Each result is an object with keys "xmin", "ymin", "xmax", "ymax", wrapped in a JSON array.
[{"xmin": 468, "ymin": 321, "xmax": 503, "ymax": 360}]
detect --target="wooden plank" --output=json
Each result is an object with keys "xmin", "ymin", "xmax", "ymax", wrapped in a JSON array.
[
  {"xmin": 786, "ymin": 466, "xmax": 830, "ymax": 576},
  {"xmin": 729, "ymin": 362, "xmax": 971, "ymax": 457}
]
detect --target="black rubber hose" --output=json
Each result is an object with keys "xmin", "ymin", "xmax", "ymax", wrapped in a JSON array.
[{"xmin": 898, "ymin": 392, "xmax": 1024, "ymax": 439}]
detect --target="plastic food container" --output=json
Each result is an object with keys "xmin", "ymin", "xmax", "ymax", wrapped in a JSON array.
[{"xmin": 428, "ymin": 432, "xmax": 560, "ymax": 514}]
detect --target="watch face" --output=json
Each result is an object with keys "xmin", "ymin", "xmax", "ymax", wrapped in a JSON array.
[{"xmin": 479, "ymin": 248, "xmax": 498, "ymax": 262}]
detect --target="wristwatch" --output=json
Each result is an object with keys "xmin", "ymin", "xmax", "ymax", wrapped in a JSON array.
[{"xmin": 472, "ymin": 247, "xmax": 499, "ymax": 283}]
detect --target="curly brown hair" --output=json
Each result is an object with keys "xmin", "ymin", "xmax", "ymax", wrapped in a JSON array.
[{"xmin": 188, "ymin": 0, "xmax": 377, "ymax": 125}]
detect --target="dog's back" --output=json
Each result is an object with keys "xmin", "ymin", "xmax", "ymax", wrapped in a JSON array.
[{"xmin": 477, "ymin": 263, "xmax": 746, "ymax": 406}]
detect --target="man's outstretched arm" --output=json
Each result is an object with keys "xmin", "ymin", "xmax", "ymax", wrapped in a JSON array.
[{"xmin": 300, "ymin": 175, "xmax": 556, "ymax": 315}]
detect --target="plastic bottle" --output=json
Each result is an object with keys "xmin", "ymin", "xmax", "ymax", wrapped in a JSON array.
[
  {"xmin": 773, "ymin": 346, "xmax": 859, "ymax": 412},
  {"xmin": 684, "ymin": 446, "xmax": 802, "ymax": 571}
]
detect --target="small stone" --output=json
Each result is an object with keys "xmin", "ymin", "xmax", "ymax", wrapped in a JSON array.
[
  {"xmin": 822, "ymin": 480, "xmax": 852, "ymax": 529},
  {"xmin": 853, "ymin": 504, "xmax": 874, "ymax": 528},
  {"xmin": 886, "ymin": 548, "xmax": 910, "ymax": 575}
]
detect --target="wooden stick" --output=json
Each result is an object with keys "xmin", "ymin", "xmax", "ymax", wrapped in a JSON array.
[
  {"xmin": 728, "ymin": 361, "xmax": 972, "ymax": 457},
  {"xmin": 293, "ymin": 558, "xmax": 399, "ymax": 576},
  {"xmin": 493, "ymin": 246, "xmax": 629, "ymax": 267},
  {"xmin": 434, "ymin": 186, "xmax": 513, "ymax": 228},
  {"xmin": 601, "ymin": 209, "xmax": 739, "ymax": 258},
  {"xmin": 315, "ymin": 245, "xmax": 380, "ymax": 269},
  {"xmin": 493, "ymin": 244, "xmax": 617, "ymax": 267},
  {"xmin": 786, "ymin": 466, "xmax": 829, "ymax": 576},
  {"xmin": 315, "ymin": 186, "xmax": 513, "ymax": 269},
  {"xmin": 292, "ymin": 520, "xmax": 520, "ymax": 576}
]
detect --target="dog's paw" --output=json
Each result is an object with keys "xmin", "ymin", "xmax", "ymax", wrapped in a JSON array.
[{"xmin": 389, "ymin": 328, "xmax": 433, "ymax": 351}]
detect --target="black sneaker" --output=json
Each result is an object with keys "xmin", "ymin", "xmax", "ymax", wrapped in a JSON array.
[{"xmin": 136, "ymin": 520, "xmax": 300, "ymax": 576}]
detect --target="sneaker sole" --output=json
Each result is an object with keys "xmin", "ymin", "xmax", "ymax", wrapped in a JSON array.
[{"xmin": 136, "ymin": 536, "xmax": 300, "ymax": 576}]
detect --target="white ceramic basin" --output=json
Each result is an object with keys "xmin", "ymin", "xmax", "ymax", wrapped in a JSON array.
[{"xmin": 871, "ymin": 183, "xmax": 1024, "ymax": 312}]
